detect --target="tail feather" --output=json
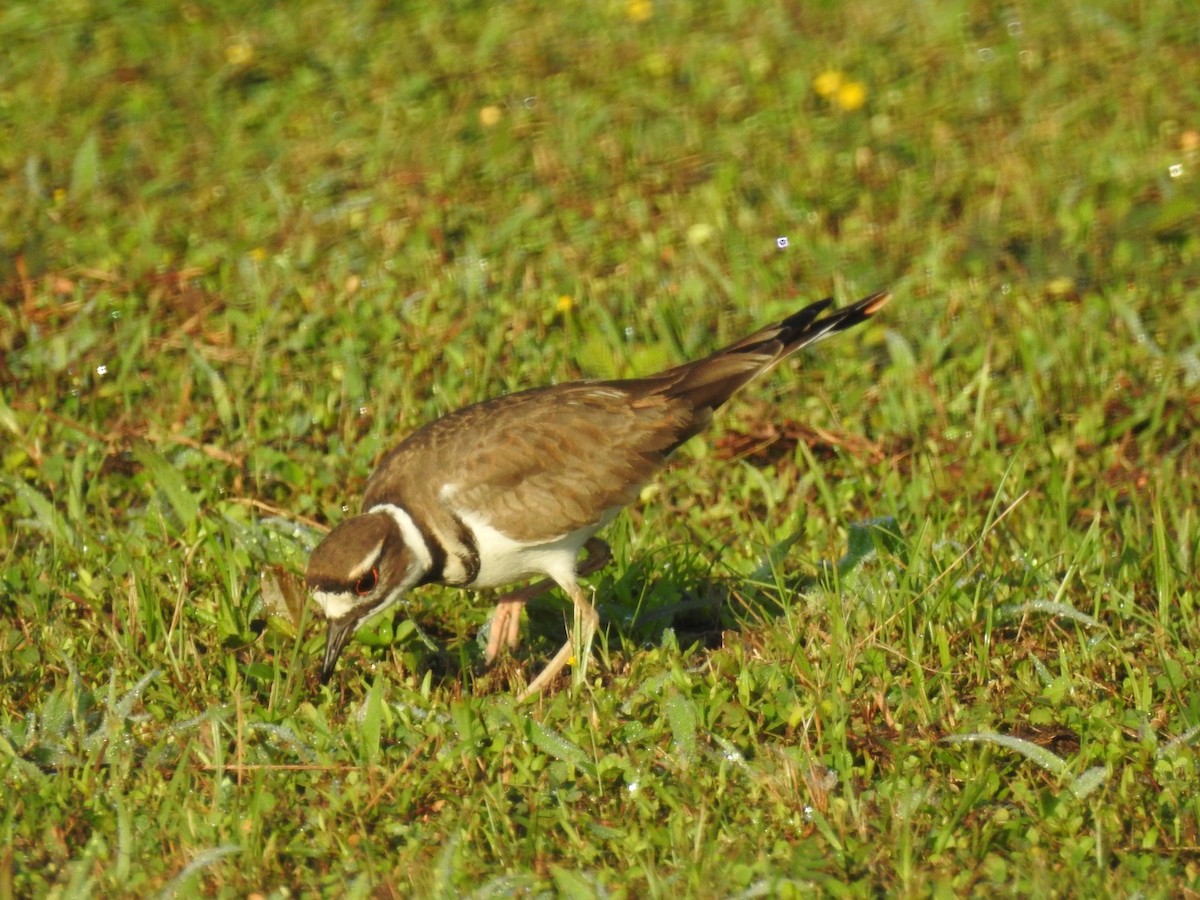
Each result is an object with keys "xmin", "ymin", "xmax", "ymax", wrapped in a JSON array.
[
  {"xmin": 661, "ymin": 290, "xmax": 891, "ymax": 416},
  {"xmin": 778, "ymin": 290, "xmax": 891, "ymax": 356}
]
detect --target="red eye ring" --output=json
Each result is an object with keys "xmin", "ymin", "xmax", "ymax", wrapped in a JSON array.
[{"xmin": 354, "ymin": 567, "xmax": 378, "ymax": 596}]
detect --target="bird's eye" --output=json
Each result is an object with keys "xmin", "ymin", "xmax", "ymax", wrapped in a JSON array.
[{"xmin": 354, "ymin": 567, "xmax": 378, "ymax": 596}]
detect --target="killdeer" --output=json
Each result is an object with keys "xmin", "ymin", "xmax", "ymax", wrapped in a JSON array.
[{"xmin": 307, "ymin": 290, "xmax": 890, "ymax": 698}]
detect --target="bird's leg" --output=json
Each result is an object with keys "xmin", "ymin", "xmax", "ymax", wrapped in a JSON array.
[
  {"xmin": 518, "ymin": 580, "xmax": 599, "ymax": 701},
  {"xmin": 484, "ymin": 597, "xmax": 525, "ymax": 664},
  {"xmin": 483, "ymin": 538, "xmax": 612, "ymax": 665},
  {"xmin": 516, "ymin": 537, "xmax": 611, "ymax": 700},
  {"xmin": 576, "ymin": 537, "xmax": 613, "ymax": 579}
]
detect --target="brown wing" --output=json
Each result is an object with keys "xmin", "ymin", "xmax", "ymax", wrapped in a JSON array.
[
  {"xmin": 366, "ymin": 384, "xmax": 697, "ymax": 542},
  {"xmin": 364, "ymin": 291, "xmax": 890, "ymax": 543}
]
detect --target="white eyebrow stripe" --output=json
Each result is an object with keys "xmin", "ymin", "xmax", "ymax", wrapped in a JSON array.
[{"xmin": 347, "ymin": 539, "xmax": 385, "ymax": 581}]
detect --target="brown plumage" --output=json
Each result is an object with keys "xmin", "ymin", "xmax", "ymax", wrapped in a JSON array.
[
  {"xmin": 361, "ymin": 291, "xmax": 888, "ymax": 543},
  {"xmin": 307, "ymin": 290, "xmax": 890, "ymax": 696}
]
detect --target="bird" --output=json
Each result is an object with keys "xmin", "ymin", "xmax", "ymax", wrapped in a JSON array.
[{"xmin": 307, "ymin": 290, "xmax": 890, "ymax": 698}]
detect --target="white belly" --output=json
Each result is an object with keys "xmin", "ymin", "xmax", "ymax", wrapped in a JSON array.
[{"xmin": 458, "ymin": 509, "xmax": 613, "ymax": 589}]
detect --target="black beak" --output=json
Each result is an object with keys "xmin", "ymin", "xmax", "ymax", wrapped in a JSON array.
[{"xmin": 320, "ymin": 616, "xmax": 359, "ymax": 683}]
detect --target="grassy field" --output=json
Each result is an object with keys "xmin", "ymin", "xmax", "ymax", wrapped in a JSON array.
[{"xmin": 3, "ymin": 0, "xmax": 1199, "ymax": 895}]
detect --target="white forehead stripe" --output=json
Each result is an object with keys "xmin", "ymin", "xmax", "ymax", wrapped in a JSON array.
[
  {"xmin": 312, "ymin": 589, "xmax": 358, "ymax": 620},
  {"xmin": 369, "ymin": 503, "xmax": 434, "ymax": 573}
]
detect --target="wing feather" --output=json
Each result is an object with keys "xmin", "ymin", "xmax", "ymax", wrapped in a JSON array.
[{"xmin": 367, "ymin": 384, "xmax": 694, "ymax": 542}]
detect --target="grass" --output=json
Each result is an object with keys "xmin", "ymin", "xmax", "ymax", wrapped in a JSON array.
[{"xmin": 2, "ymin": 0, "xmax": 1199, "ymax": 894}]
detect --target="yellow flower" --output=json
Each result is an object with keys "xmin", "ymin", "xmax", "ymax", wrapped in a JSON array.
[
  {"xmin": 479, "ymin": 105, "xmax": 502, "ymax": 127},
  {"xmin": 813, "ymin": 69, "xmax": 843, "ymax": 98},
  {"xmin": 225, "ymin": 41, "xmax": 254, "ymax": 66},
  {"xmin": 1046, "ymin": 276, "xmax": 1075, "ymax": 297},
  {"xmin": 626, "ymin": 0, "xmax": 653, "ymax": 22},
  {"xmin": 835, "ymin": 80, "xmax": 867, "ymax": 111},
  {"xmin": 556, "ymin": 295, "xmax": 574, "ymax": 313}
]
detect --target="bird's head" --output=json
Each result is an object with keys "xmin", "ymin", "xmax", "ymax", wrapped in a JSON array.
[{"xmin": 306, "ymin": 506, "xmax": 431, "ymax": 682}]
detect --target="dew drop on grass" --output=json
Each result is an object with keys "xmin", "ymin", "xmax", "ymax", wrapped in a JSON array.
[
  {"xmin": 624, "ymin": 326, "xmax": 635, "ymax": 339},
  {"xmin": 1169, "ymin": 163, "xmax": 1183, "ymax": 178},
  {"xmin": 626, "ymin": 781, "xmax": 639, "ymax": 794}
]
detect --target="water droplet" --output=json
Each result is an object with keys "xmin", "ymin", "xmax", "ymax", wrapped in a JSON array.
[
  {"xmin": 626, "ymin": 781, "xmax": 639, "ymax": 794},
  {"xmin": 978, "ymin": 47, "xmax": 996, "ymax": 62},
  {"xmin": 624, "ymin": 326, "xmax": 635, "ymax": 339},
  {"xmin": 523, "ymin": 96, "xmax": 538, "ymax": 108},
  {"xmin": 1007, "ymin": 20, "xmax": 1023, "ymax": 36},
  {"xmin": 1169, "ymin": 163, "xmax": 1183, "ymax": 178},
  {"xmin": 96, "ymin": 365, "xmax": 108, "ymax": 376},
  {"xmin": 776, "ymin": 236, "xmax": 789, "ymax": 249}
]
